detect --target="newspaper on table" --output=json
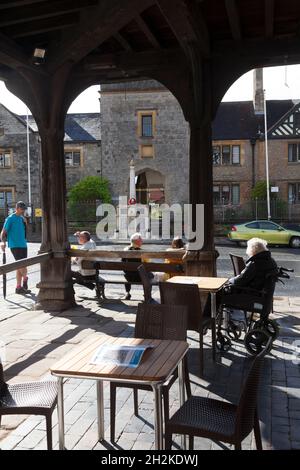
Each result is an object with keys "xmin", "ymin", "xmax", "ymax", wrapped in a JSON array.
[{"xmin": 90, "ymin": 343, "xmax": 153, "ymax": 368}]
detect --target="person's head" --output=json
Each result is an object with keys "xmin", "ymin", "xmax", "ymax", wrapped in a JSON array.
[
  {"xmin": 76, "ymin": 231, "xmax": 91, "ymax": 245},
  {"xmin": 246, "ymin": 237, "xmax": 268, "ymax": 258},
  {"xmin": 130, "ymin": 232, "xmax": 143, "ymax": 248},
  {"xmin": 15, "ymin": 201, "xmax": 26, "ymax": 215},
  {"xmin": 171, "ymin": 237, "xmax": 184, "ymax": 249}
]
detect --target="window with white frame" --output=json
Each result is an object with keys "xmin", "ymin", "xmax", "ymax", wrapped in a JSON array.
[
  {"xmin": 213, "ymin": 184, "xmax": 240, "ymax": 205},
  {"xmin": 288, "ymin": 183, "xmax": 300, "ymax": 203},
  {"xmin": 0, "ymin": 149, "xmax": 12, "ymax": 168},
  {"xmin": 212, "ymin": 144, "xmax": 240, "ymax": 165},
  {"xmin": 288, "ymin": 143, "xmax": 300, "ymax": 162},
  {"xmin": 0, "ymin": 188, "xmax": 13, "ymax": 207},
  {"xmin": 64, "ymin": 150, "xmax": 81, "ymax": 167}
]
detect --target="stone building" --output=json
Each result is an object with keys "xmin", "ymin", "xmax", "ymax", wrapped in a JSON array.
[
  {"xmin": 0, "ymin": 103, "xmax": 40, "ymax": 213},
  {"xmin": 100, "ymin": 80, "xmax": 189, "ymax": 206},
  {"xmin": 100, "ymin": 74, "xmax": 300, "ymax": 217},
  {"xmin": 0, "ymin": 105, "xmax": 101, "ymax": 222},
  {"xmin": 24, "ymin": 113, "xmax": 101, "ymax": 195},
  {"xmin": 2, "ymin": 72, "xmax": 300, "ymax": 224}
]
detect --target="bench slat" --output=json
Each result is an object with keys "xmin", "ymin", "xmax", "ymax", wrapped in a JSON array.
[{"xmin": 81, "ymin": 260, "xmax": 183, "ymax": 273}]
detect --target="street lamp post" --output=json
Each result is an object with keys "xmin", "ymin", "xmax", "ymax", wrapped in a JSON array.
[{"xmin": 263, "ymin": 89, "xmax": 271, "ymax": 220}]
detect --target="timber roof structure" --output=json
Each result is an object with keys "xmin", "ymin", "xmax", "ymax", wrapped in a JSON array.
[{"xmin": 1, "ymin": 0, "xmax": 300, "ymax": 108}]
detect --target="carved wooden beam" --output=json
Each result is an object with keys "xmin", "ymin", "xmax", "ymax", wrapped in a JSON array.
[
  {"xmin": 156, "ymin": 0, "xmax": 210, "ymax": 57},
  {"xmin": 80, "ymin": 47, "xmax": 185, "ymax": 74},
  {"xmin": 265, "ymin": 0, "xmax": 274, "ymax": 38},
  {"xmin": 0, "ymin": 0, "xmax": 49, "ymax": 9},
  {"xmin": 225, "ymin": 0, "xmax": 242, "ymax": 41},
  {"xmin": 0, "ymin": 0, "xmax": 94, "ymax": 27},
  {"xmin": 0, "ymin": 32, "xmax": 37, "ymax": 71},
  {"xmin": 114, "ymin": 32, "xmax": 133, "ymax": 52},
  {"xmin": 7, "ymin": 14, "xmax": 77, "ymax": 39},
  {"xmin": 47, "ymin": 0, "xmax": 154, "ymax": 72},
  {"xmin": 135, "ymin": 14, "xmax": 160, "ymax": 48},
  {"xmin": 213, "ymin": 37, "xmax": 300, "ymax": 68}
]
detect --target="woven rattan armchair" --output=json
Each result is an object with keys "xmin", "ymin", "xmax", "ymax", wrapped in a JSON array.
[
  {"xmin": 110, "ymin": 303, "xmax": 191, "ymax": 442},
  {"xmin": 159, "ymin": 282, "xmax": 216, "ymax": 376},
  {"xmin": 165, "ymin": 338, "xmax": 271, "ymax": 450},
  {"xmin": 0, "ymin": 362, "xmax": 57, "ymax": 450},
  {"xmin": 229, "ymin": 253, "xmax": 246, "ymax": 276}
]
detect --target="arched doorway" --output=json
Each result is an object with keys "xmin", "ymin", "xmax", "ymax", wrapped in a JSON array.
[{"xmin": 136, "ymin": 169, "xmax": 165, "ymax": 205}]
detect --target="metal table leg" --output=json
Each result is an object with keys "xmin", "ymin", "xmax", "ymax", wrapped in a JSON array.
[
  {"xmin": 211, "ymin": 292, "xmax": 217, "ymax": 361},
  {"xmin": 97, "ymin": 380, "xmax": 105, "ymax": 441},
  {"xmin": 178, "ymin": 359, "xmax": 186, "ymax": 449},
  {"xmin": 57, "ymin": 376, "xmax": 65, "ymax": 450},
  {"xmin": 152, "ymin": 384, "xmax": 163, "ymax": 450}
]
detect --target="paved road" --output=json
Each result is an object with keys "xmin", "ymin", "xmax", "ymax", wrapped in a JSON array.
[{"xmin": 0, "ymin": 242, "xmax": 299, "ymax": 297}]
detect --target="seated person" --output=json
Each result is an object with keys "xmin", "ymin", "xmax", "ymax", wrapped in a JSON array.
[
  {"xmin": 122, "ymin": 232, "xmax": 153, "ymax": 300},
  {"xmin": 204, "ymin": 237, "xmax": 278, "ymax": 316},
  {"xmin": 227, "ymin": 237, "xmax": 278, "ymax": 290},
  {"xmin": 153, "ymin": 237, "xmax": 186, "ymax": 282},
  {"xmin": 71, "ymin": 231, "xmax": 97, "ymax": 290}
]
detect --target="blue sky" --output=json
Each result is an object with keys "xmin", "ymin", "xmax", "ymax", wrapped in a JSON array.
[{"xmin": 1, "ymin": 65, "xmax": 300, "ymax": 115}]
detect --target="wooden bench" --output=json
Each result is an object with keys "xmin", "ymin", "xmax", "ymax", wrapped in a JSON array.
[{"xmin": 69, "ymin": 249, "xmax": 185, "ymax": 300}]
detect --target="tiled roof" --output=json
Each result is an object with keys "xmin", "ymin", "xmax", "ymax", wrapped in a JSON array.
[
  {"xmin": 19, "ymin": 113, "xmax": 101, "ymax": 142},
  {"xmin": 212, "ymin": 100, "xmax": 296, "ymax": 140}
]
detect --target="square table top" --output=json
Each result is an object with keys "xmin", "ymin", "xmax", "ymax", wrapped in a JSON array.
[
  {"xmin": 167, "ymin": 276, "xmax": 229, "ymax": 293},
  {"xmin": 50, "ymin": 334, "xmax": 188, "ymax": 383}
]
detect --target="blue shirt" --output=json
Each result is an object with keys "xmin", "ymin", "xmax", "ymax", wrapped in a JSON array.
[{"xmin": 3, "ymin": 213, "xmax": 27, "ymax": 248}]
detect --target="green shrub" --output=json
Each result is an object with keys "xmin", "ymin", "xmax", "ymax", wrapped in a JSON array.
[{"xmin": 68, "ymin": 176, "xmax": 111, "ymax": 203}]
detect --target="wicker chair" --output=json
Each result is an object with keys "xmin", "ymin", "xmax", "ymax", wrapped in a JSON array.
[
  {"xmin": 110, "ymin": 303, "xmax": 191, "ymax": 442},
  {"xmin": 137, "ymin": 264, "xmax": 158, "ymax": 304},
  {"xmin": 159, "ymin": 282, "xmax": 216, "ymax": 376},
  {"xmin": 229, "ymin": 253, "xmax": 246, "ymax": 276},
  {"xmin": 0, "ymin": 362, "xmax": 57, "ymax": 450},
  {"xmin": 165, "ymin": 338, "xmax": 271, "ymax": 450}
]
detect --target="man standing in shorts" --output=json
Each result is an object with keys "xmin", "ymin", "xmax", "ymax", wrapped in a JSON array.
[{"xmin": 0, "ymin": 201, "xmax": 30, "ymax": 294}]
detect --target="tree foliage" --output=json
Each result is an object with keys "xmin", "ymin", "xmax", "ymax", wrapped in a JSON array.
[{"xmin": 68, "ymin": 176, "xmax": 111, "ymax": 203}]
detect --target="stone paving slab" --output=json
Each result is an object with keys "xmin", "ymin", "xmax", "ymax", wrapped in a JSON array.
[{"xmin": 0, "ymin": 284, "xmax": 300, "ymax": 450}]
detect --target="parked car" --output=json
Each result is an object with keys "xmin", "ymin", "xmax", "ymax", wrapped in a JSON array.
[
  {"xmin": 228, "ymin": 220, "xmax": 300, "ymax": 248},
  {"xmin": 281, "ymin": 223, "xmax": 300, "ymax": 233}
]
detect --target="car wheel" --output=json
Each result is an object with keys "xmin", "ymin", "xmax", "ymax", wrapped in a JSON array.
[{"xmin": 289, "ymin": 237, "xmax": 300, "ymax": 248}]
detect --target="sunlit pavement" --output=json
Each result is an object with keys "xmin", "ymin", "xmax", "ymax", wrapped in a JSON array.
[{"xmin": 0, "ymin": 243, "xmax": 299, "ymax": 450}]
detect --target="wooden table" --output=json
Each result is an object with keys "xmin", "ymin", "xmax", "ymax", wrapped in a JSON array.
[{"xmin": 51, "ymin": 334, "xmax": 189, "ymax": 450}]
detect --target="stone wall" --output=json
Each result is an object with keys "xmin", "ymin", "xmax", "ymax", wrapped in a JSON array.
[
  {"xmin": 100, "ymin": 81, "xmax": 190, "ymax": 206},
  {"xmin": 0, "ymin": 105, "xmax": 41, "ymax": 208}
]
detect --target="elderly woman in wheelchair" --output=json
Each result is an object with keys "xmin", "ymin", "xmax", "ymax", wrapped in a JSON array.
[{"xmin": 216, "ymin": 238, "xmax": 292, "ymax": 354}]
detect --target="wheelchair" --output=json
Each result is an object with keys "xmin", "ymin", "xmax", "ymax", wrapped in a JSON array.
[{"xmin": 216, "ymin": 266, "xmax": 293, "ymax": 355}]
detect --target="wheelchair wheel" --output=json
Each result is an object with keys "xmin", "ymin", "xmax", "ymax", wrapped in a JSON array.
[
  {"xmin": 244, "ymin": 328, "xmax": 271, "ymax": 356},
  {"xmin": 227, "ymin": 321, "xmax": 243, "ymax": 340},
  {"xmin": 254, "ymin": 319, "xmax": 280, "ymax": 340},
  {"xmin": 216, "ymin": 334, "xmax": 232, "ymax": 351}
]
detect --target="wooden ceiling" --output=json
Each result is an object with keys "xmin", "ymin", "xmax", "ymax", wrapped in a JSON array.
[{"xmin": 1, "ymin": 0, "xmax": 300, "ymax": 87}]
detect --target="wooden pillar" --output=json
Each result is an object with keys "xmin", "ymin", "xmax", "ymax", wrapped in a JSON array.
[
  {"xmin": 184, "ymin": 48, "xmax": 218, "ymax": 276},
  {"xmin": 36, "ymin": 124, "xmax": 75, "ymax": 311},
  {"xmin": 5, "ymin": 66, "xmax": 76, "ymax": 311},
  {"xmin": 185, "ymin": 120, "xmax": 218, "ymax": 276}
]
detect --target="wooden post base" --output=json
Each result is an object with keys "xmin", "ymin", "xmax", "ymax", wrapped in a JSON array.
[
  {"xmin": 36, "ymin": 256, "xmax": 76, "ymax": 312},
  {"xmin": 184, "ymin": 249, "xmax": 219, "ymax": 277}
]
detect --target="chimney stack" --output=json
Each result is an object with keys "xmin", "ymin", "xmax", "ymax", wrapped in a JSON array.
[{"xmin": 253, "ymin": 68, "xmax": 264, "ymax": 115}]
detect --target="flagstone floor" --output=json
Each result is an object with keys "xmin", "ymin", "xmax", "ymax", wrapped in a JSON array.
[{"xmin": 0, "ymin": 284, "xmax": 300, "ymax": 450}]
